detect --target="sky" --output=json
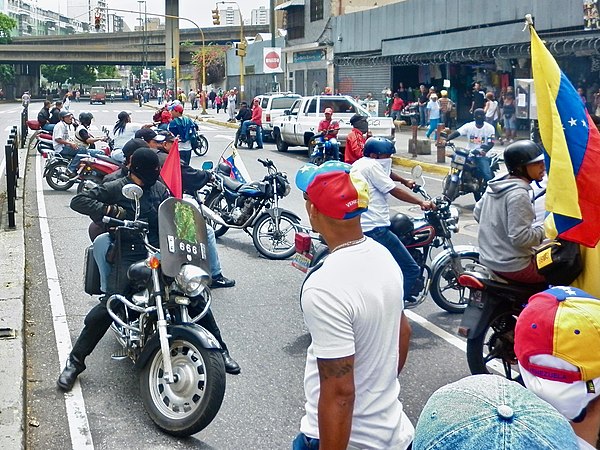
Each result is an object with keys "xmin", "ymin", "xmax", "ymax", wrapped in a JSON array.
[{"xmin": 36, "ymin": 0, "xmax": 268, "ymax": 30}]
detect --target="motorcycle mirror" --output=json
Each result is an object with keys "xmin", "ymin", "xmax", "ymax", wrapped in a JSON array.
[
  {"xmin": 201, "ymin": 161, "xmax": 214, "ymax": 170},
  {"xmin": 411, "ymin": 165, "xmax": 423, "ymax": 179},
  {"xmin": 122, "ymin": 183, "xmax": 143, "ymax": 201}
]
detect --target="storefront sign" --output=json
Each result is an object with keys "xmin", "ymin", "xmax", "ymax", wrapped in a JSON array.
[
  {"xmin": 263, "ymin": 47, "xmax": 283, "ymax": 74},
  {"xmin": 293, "ymin": 49, "xmax": 326, "ymax": 64}
]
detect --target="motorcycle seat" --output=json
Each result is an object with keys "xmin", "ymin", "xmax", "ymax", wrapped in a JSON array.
[
  {"xmin": 39, "ymin": 133, "xmax": 53, "ymax": 141},
  {"xmin": 486, "ymin": 274, "xmax": 547, "ymax": 297},
  {"xmin": 222, "ymin": 176, "xmax": 244, "ymax": 191}
]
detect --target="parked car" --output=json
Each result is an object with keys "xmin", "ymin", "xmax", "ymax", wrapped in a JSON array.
[
  {"xmin": 272, "ymin": 95, "xmax": 395, "ymax": 154},
  {"xmin": 89, "ymin": 86, "xmax": 106, "ymax": 105},
  {"xmin": 255, "ymin": 92, "xmax": 302, "ymax": 141}
]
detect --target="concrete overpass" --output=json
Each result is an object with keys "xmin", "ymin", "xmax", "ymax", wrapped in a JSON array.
[{"xmin": 2, "ymin": 25, "xmax": 269, "ymax": 65}]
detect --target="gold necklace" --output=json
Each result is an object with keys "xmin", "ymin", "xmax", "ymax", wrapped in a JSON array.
[{"xmin": 330, "ymin": 236, "xmax": 367, "ymax": 253}]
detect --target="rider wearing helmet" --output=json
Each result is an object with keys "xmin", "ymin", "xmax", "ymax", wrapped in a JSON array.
[
  {"xmin": 445, "ymin": 108, "xmax": 496, "ymax": 182},
  {"xmin": 351, "ymin": 137, "xmax": 435, "ymax": 303},
  {"xmin": 75, "ymin": 112, "xmax": 107, "ymax": 149},
  {"xmin": 473, "ymin": 140, "xmax": 546, "ymax": 284}
]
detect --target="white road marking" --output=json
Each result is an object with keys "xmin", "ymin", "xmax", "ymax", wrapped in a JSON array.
[
  {"xmin": 404, "ymin": 310, "xmax": 519, "ymax": 378},
  {"xmin": 35, "ymin": 155, "xmax": 94, "ymax": 449},
  {"xmin": 214, "ymin": 134, "xmax": 235, "ymax": 140}
]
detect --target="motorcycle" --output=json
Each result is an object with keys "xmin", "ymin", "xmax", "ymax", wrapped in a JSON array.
[
  {"xmin": 236, "ymin": 122, "xmax": 259, "ymax": 150},
  {"xmin": 83, "ymin": 184, "xmax": 226, "ymax": 436},
  {"xmin": 308, "ymin": 128, "xmax": 339, "ymax": 166},
  {"xmin": 192, "ymin": 122, "xmax": 210, "ymax": 157},
  {"xmin": 457, "ymin": 264, "xmax": 547, "ymax": 381},
  {"xmin": 200, "ymin": 158, "xmax": 300, "ymax": 260},
  {"xmin": 293, "ymin": 166, "xmax": 480, "ymax": 313},
  {"xmin": 442, "ymin": 141, "xmax": 501, "ymax": 202}
]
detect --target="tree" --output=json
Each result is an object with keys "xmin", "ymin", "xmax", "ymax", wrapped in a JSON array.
[
  {"xmin": 96, "ymin": 65, "xmax": 119, "ymax": 79},
  {"xmin": 41, "ymin": 64, "xmax": 97, "ymax": 87},
  {"xmin": 191, "ymin": 45, "xmax": 226, "ymax": 87},
  {"xmin": 0, "ymin": 13, "xmax": 17, "ymax": 44}
]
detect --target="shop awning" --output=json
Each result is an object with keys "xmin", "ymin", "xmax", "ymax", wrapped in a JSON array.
[{"xmin": 275, "ymin": 0, "xmax": 305, "ymax": 11}]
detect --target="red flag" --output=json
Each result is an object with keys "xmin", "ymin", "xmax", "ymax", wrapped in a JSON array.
[{"xmin": 160, "ymin": 137, "xmax": 182, "ymax": 198}]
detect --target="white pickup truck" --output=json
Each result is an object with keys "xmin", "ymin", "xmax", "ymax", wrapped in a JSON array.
[{"xmin": 272, "ymin": 95, "xmax": 395, "ymax": 153}]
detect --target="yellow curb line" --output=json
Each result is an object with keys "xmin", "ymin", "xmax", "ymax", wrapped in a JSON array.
[{"xmin": 392, "ymin": 155, "xmax": 449, "ymax": 176}]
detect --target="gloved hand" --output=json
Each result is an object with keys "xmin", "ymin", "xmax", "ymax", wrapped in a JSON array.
[{"xmin": 106, "ymin": 204, "xmax": 126, "ymax": 220}]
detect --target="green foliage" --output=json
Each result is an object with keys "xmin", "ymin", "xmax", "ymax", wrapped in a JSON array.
[
  {"xmin": 96, "ymin": 65, "xmax": 119, "ymax": 79},
  {"xmin": 0, "ymin": 13, "xmax": 17, "ymax": 44},
  {"xmin": 0, "ymin": 64, "xmax": 15, "ymax": 85},
  {"xmin": 41, "ymin": 64, "xmax": 97, "ymax": 86}
]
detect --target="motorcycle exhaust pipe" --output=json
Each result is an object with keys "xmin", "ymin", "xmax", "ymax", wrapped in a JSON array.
[{"xmin": 200, "ymin": 203, "xmax": 228, "ymax": 226}]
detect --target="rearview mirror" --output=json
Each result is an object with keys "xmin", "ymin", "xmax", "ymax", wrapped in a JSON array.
[
  {"xmin": 122, "ymin": 183, "xmax": 143, "ymax": 201},
  {"xmin": 411, "ymin": 165, "xmax": 423, "ymax": 179},
  {"xmin": 201, "ymin": 161, "xmax": 214, "ymax": 170},
  {"xmin": 283, "ymin": 109, "xmax": 290, "ymax": 115}
]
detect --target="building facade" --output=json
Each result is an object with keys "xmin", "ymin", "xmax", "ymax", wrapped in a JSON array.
[
  {"xmin": 251, "ymin": 6, "xmax": 270, "ymax": 26},
  {"xmin": 218, "ymin": 6, "xmax": 242, "ymax": 27}
]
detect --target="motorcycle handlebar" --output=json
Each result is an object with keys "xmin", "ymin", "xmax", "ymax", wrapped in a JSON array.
[
  {"xmin": 102, "ymin": 216, "xmax": 148, "ymax": 230},
  {"xmin": 258, "ymin": 158, "xmax": 274, "ymax": 168}
]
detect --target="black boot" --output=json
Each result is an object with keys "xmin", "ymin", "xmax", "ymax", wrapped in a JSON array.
[
  {"xmin": 221, "ymin": 350, "xmax": 241, "ymax": 375},
  {"xmin": 57, "ymin": 355, "xmax": 86, "ymax": 391}
]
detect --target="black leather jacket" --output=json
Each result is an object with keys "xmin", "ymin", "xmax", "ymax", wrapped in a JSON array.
[{"xmin": 71, "ymin": 176, "xmax": 169, "ymax": 247}]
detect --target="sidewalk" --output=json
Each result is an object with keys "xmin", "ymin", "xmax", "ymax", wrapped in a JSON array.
[
  {"xmin": 171, "ymin": 105, "xmax": 511, "ymax": 175},
  {"xmin": 0, "ymin": 140, "xmax": 28, "ymax": 449}
]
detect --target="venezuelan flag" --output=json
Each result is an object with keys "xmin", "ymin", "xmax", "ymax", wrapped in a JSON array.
[
  {"xmin": 221, "ymin": 147, "xmax": 252, "ymax": 183},
  {"xmin": 531, "ymin": 26, "xmax": 600, "ymax": 247}
]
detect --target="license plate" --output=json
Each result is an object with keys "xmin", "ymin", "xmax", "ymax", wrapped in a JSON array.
[
  {"xmin": 469, "ymin": 290, "xmax": 484, "ymax": 308},
  {"xmin": 292, "ymin": 252, "xmax": 312, "ymax": 273},
  {"xmin": 453, "ymin": 154, "xmax": 466, "ymax": 165},
  {"xmin": 250, "ymin": 131, "xmax": 256, "ymax": 137}
]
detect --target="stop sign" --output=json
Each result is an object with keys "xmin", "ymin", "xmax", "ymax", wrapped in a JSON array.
[{"xmin": 265, "ymin": 51, "xmax": 280, "ymax": 70}]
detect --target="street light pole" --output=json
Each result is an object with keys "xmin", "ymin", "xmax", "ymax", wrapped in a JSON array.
[{"xmin": 104, "ymin": 6, "xmax": 208, "ymax": 114}]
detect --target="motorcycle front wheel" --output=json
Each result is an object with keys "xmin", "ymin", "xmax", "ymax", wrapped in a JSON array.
[
  {"xmin": 252, "ymin": 211, "xmax": 299, "ymax": 259},
  {"xmin": 308, "ymin": 153, "xmax": 324, "ymax": 166},
  {"xmin": 442, "ymin": 175, "xmax": 459, "ymax": 202},
  {"xmin": 45, "ymin": 160, "xmax": 76, "ymax": 191},
  {"xmin": 430, "ymin": 254, "xmax": 479, "ymax": 313},
  {"xmin": 204, "ymin": 191, "xmax": 230, "ymax": 237},
  {"xmin": 140, "ymin": 338, "xmax": 226, "ymax": 437},
  {"xmin": 193, "ymin": 135, "xmax": 209, "ymax": 157},
  {"xmin": 466, "ymin": 309, "xmax": 521, "ymax": 381}
]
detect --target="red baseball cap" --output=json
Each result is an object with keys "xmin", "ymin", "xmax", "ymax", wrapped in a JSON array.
[
  {"xmin": 295, "ymin": 161, "xmax": 369, "ymax": 220},
  {"xmin": 172, "ymin": 104, "xmax": 184, "ymax": 113}
]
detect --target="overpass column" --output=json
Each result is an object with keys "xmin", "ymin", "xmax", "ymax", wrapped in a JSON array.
[
  {"xmin": 14, "ymin": 63, "xmax": 41, "ymax": 99},
  {"xmin": 165, "ymin": 0, "xmax": 180, "ymax": 95}
]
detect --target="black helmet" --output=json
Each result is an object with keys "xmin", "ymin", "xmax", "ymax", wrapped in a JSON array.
[
  {"xmin": 390, "ymin": 213, "xmax": 414, "ymax": 237},
  {"xmin": 78, "ymin": 112, "xmax": 94, "ymax": 126},
  {"xmin": 504, "ymin": 140, "xmax": 544, "ymax": 174},
  {"xmin": 473, "ymin": 108, "xmax": 486, "ymax": 122},
  {"xmin": 363, "ymin": 136, "xmax": 396, "ymax": 157}
]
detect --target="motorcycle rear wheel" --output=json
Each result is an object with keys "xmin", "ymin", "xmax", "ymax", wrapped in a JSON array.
[
  {"xmin": 466, "ymin": 309, "xmax": 521, "ymax": 381},
  {"xmin": 252, "ymin": 211, "xmax": 299, "ymax": 260},
  {"xmin": 430, "ymin": 254, "xmax": 479, "ymax": 313},
  {"xmin": 140, "ymin": 338, "xmax": 225, "ymax": 437},
  {"xmin": 193, "ymin": 135, "xmax": 209, "ymax": 157},
  {"xmin": 308, "ymin": 154, "xmax": 324, "ymax": 166},
  {"xmin": 204, "ymin": 191, "xmax": 230, "ymax": 237},
  {"xmin": 45, "ymin": 160, "xmax": 76, "ymax": 191}
]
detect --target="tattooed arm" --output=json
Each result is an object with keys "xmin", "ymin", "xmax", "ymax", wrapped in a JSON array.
[{"xmin": 316, "ymin": 355, "xmax": 355, "ymax": 450}]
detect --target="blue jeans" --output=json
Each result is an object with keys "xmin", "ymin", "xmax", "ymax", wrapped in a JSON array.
[
  {"xmin": 60, "ymin": 146, "xmax": 105, "ymax": 172},
  {"xmin": 473, "ymin": 156, "xmax": 493, "ymax": 182},
  {"xmin": 419, "ymin": 105, "xmax": 427, "ymax": 127},
  {"xmin": 180, "ymin": 149, "xmax": 192, "ymax": 166},
  {"xmin": 365, "ymin": 226, "xmax": 420, "ymax": 300},
  {"xmin": 240, "ymin": 120, "xmax": 263, "ymax": 147},
  {"xmin": 426, "ymin": 118, "xmax": 440, "ymax": 139},
  {"xmin": 292, "ymin": 433, "xmax": 319, "ymax": 450}
]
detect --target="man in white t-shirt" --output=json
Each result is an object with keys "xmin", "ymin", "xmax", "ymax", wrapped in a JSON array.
[
  {"xmin": 352, "ymin": 137, "xmax": 434, "ymax": 304},
  {"xmin": 446, "ymin": 108, "xmax": 496, "ymax": 181},
  {"xmin": 294, "ymin": 160, "xmax": 414, "ymax": 450}
]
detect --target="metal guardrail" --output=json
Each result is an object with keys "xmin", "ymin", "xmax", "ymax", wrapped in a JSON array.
[
  {"xmin": 21, "ymin": 107, "xmax": 27, "ymax": 148},
  {"xmin": 5, "ymin": 125, "xmax": 19, "ymax": 229}
]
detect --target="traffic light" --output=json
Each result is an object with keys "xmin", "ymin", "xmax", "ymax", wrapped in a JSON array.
[
  {"xmin": 235, "ymin": 42, "xmax": 246, "ymax": 57},
  {"xmin": 171, "ymin": 57, "xmax": 178, "ymax": 67},
  {"xmin": 212, "ymin": 9, "xmax": 220, "ymax": 25},
  {"xmin": 94, "ymin": 14, "xmax": 101, "ymax": 31}
]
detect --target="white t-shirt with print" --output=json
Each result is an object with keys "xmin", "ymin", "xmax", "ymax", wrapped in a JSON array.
[
  {"xmin": 456, "ymin": 121, "xmax": 496, "ymax": 151},
  {"xmin": 351, "ymin": 157, "xmax": 396, "ymax": 232},
  {"xmin": 300, "ymin": 237, "xmax": 412, "ymax": 449}
]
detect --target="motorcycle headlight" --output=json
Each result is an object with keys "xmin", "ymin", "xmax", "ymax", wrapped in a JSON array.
[
  {"xmin": 276, "ymin": 175, "xmax": 291, "ymax": 197},
  {"xmin": 175, "ymin": 264, "xmax": 210, "ymax": 297}
]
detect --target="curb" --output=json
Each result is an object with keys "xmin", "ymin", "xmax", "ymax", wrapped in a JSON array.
[
  {"xmin": 392, "ymin": 155, "xmax": 449, "ymax": 176},
  {"xmin": 0, "ymin": 136, "xmax": 28, "ymax": 450}
]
